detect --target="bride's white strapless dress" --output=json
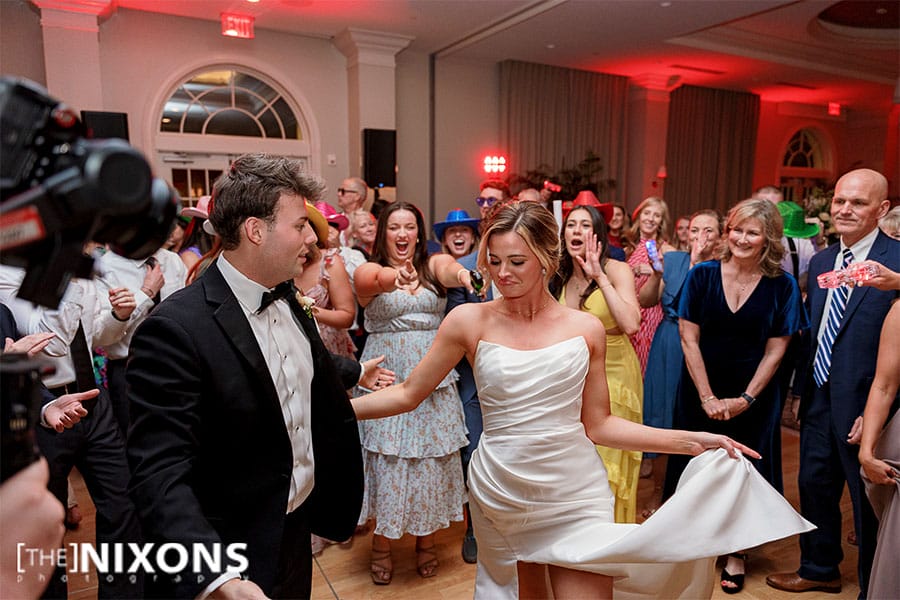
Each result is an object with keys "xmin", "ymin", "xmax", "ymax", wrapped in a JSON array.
[{"xmin": 468, "ymin": 336, "xmax": 813, "ymax": 599}]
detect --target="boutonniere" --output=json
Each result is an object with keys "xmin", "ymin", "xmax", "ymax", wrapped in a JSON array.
[{"xmin": 295, "ymin": 291, "xmax": 316, "ymax": 319}]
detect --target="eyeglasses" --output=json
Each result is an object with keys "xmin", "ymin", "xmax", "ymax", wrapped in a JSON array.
[
  {"xmin": 337, "ymin": 188, "xmax": 359, "ymax": 195},
  {"xmin": 475, "ymin": 196, "xmax": 498, "ymax": 208}
]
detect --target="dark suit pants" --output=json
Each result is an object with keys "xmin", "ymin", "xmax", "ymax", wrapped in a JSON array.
[
  {"xmin": 36, "ymin": 389, "xmax": 144, "ymax": 599},
  {"xmin": 105, "ymin": 358, "xmax": 129, "ymax": 436},
  {"xmin": 798, "ymin": 383, "xmax": 876, "ymax": 598},
  {"xmin": 270, "ymin": 506, "xmax": 313, "ymax": 599}
]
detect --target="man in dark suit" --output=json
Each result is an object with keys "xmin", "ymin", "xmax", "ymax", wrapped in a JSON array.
[
  {"xmin": 126, "ymin": 154, "xmax": 386, "ymax": 599},
  {"xmin": 768, "ymin": 168, "xmax": 900, "ymax": 598}
]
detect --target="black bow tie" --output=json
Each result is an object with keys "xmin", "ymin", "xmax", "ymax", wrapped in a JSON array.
[{"xmin": 257, "ymin": 281, "xmax": 294, "ymax": 313}]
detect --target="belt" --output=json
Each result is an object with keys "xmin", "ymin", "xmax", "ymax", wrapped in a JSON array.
[{"xmin": 46, "ymin": 383, "xmax": 99, "ymax": 414}]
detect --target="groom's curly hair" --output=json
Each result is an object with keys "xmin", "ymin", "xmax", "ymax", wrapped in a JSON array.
[{"xmin": 210, "ymin": 153, "xmax": 325, "ymax": 250}]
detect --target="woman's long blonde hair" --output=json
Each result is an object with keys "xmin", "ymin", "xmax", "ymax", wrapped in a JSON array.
[
  {"xmin": 719, "ymin": 198, "xmax": 785, "ymax": 277},
  {"xmin": 624, "ymin": 196, "xmax": 670, "ymax": 254}
]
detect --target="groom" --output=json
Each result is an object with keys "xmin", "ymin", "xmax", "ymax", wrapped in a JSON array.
[{"xmin": 127, "ymin": 154, "xmax": 378, "ymax": 599}]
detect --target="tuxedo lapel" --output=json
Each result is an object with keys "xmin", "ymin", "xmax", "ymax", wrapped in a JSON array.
[{"xmin": 203, "ymin": 265, "xmax": 279, "ymax": 403}]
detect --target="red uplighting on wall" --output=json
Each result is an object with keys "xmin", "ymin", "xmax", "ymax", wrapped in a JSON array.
[
  {"xmin": 221, "ymin": 13, "xmax": 254, "ymax": 38},
  {"xmin": 828, "ymin": 102, "xmax": 842, "ymax": 116},
  {"xmin": 483, "ymin": 155, "xmax": 507, "ymax": 174}
]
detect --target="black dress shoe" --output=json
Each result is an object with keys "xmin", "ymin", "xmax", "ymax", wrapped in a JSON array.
[{"xmin": 462, "ymin": 532, "xmax": 478, "ymax": 564}]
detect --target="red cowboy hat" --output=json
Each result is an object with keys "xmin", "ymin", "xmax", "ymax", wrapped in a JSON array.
[{"xmin": 562, "ymin": 190, "xmax": 614, "ymax": 223}]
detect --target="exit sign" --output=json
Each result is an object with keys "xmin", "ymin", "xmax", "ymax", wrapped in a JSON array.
[{"xmin": 221, "ymin": 13, "xmax": 254, "ymax": 39}]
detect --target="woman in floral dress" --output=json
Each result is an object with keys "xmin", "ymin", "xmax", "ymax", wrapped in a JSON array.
[{"xmin": 353, "ymin": 201, "xmax": 473, "ymax": 585}]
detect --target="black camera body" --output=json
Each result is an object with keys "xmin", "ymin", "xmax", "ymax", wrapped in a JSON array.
[
  {"xmin": 1, "ymin": 76, "xmax": 178, "ymax": 308},
  {"xmin": 0, "ymin": 77, "xmax": 178, "ymax": 480}
]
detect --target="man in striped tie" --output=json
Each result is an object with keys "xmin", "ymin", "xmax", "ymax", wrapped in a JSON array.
[{"xmin": 768, "ymin": 169, "xmax": 900, "ymax": 598}]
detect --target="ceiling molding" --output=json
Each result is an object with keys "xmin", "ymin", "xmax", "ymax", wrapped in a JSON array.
[{"xmin": 669, "ymin": 25, "xmax": 896, "ymax": 85}]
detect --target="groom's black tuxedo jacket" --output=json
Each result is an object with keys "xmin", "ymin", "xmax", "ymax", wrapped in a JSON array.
[{"xmin": 126, "ymin": 262, "xmax": 363, "ymax": 598}]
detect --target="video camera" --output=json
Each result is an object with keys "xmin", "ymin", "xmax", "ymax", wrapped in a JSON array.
[
  {"xmin": 0, "ymin": 76, "xmax": 178, "ymax": 308},
  {"xmin": 0, "ymin": 77, "xmax": 178, "ymax": 481}
]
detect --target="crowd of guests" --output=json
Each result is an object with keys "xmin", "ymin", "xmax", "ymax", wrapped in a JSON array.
[{"xmin": 1, "ymin": 157, "xmax": 898, "ymax": 600}]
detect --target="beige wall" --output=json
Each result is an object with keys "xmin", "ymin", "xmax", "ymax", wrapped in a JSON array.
[
  {"xmin": 2, "ymin": 1, "xmax": 893, "ymax": 227},
  {"xmin": 433, "ymin": 57, "xmax": 500, "ymax": 235},
  {"xmin": 395, "ymin": 49, "xmax": 431, "ymax": 220},
  {"xmin": 0, "ymin": 1, "xmax": 46, "ymax": 85}
]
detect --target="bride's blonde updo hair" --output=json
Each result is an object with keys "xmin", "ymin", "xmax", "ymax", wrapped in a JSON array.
[{"xmin": 476, "ymin": 201, "xmax": 560, "ymax": 284}]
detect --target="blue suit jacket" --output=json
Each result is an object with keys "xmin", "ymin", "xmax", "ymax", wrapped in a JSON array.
[{"xmin": 797, "ymin": 230, "xmax": 900, "ymax": 434}]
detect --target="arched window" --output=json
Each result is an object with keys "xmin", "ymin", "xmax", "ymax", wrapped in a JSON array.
[
  {"xmin": 777, "ymin": 128, "xmax": 833, "ymax": 203},
  {"xmin": 782, "ymin": 129, "xmax": 822, "ymax": 169},
  {"xmin": 154, "ymin": 68, "xmax": 313, "ymax": 202},
  {"xmin": 159, "ymin": 70, "xmax": 300, "ymax": 140}
]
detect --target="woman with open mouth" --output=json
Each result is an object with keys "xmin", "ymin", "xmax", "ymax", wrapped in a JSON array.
[
  {"xmin": 550, "ymin": 204, "xmax": 642, "ymax": 523},
  {"xmin": 352, "ymin": 201, "xmax": 475, "ymax": 585},
  {"xmin": 433, "ymin": 208, "xmax": 480, "ymax": 260}
]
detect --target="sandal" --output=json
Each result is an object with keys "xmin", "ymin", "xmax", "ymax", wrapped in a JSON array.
[
  {"xmin": 370, "ymin": 549, "xmax": 392, "ymax": 585},
  {"xmin": 720, "ymin": 552, "xmax": 747, "ymax": 594},
  {"xmin": 415, "ymin": 542, "xmax": 439, "ymax": 578}
]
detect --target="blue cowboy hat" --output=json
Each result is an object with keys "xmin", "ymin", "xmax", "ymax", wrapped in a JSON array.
[{"xmin": 433, "ymin": 208, "xmax": 480, "ymax": 240}]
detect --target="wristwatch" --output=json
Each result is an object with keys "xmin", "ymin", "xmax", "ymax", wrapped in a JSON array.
[{"xmin": 740, "ymin": 392, "xmax": 756, "ymax": 407}]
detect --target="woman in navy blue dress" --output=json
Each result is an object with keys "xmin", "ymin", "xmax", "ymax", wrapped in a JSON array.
[
  {"xmin": 663, "ymin": 198, "xmax": 807, "ymax": 593},
  {"xmin": 638, "ymin": 209, "xmax": 723, "ymax": 517}
]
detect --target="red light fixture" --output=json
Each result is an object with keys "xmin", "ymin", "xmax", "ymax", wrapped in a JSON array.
[
  {"xmin": 483, "ymin": 155, "xmax": 507, "ymax": 174},
  {"xmin": 827, "ymin": 102, "xmax": 841, "ymax": 116},
  {"xmin": 221, "ymin": 13, "xmax": 254, "ymax": 39}
]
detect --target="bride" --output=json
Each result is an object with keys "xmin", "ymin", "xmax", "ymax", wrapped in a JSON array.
[{"xmin": 351, "ymin": 201, "xmax": 811, "ymax": 599}]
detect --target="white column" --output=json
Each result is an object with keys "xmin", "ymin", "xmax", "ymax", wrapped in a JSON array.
[
  {"xmin": 32, "ymin": 0, "xmax": 114, "ymax": 111},
  {"xmin": 626, "ymin": 74, "xmax": 680, "ymax": 207},
  {"xmin": 333, "ymin": 29, "xmax": 413, "ymax": 177}
]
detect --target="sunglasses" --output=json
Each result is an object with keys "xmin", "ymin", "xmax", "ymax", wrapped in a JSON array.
[
  {"xmin": 337, "ymin": 188, "xmax": 359, "ymax": 195},
  {"xmin": 475, "ymin": 196, "xmax": 498, "ymax": 208}
]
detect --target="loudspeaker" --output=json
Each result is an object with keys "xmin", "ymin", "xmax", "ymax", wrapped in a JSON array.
[
  {"xmin": 363, "ymin": 128, "xmax": 396, "ymax": 187},
  {"xmin": 81, "ymin": 111, "xmax": 130, "ymax": 141}
]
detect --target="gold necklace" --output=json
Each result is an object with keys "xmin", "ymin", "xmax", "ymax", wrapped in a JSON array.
[
  {"xmin": 501, "ymin": 295, "xmax": 553, "ymax": 321},
  {"xmin": 734, "ymin": 272, "xmax": 760, "ymax": 293}
]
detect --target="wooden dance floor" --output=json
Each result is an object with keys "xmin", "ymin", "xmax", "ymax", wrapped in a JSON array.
[{"xmin": 66, "ymin": 426, "xmax": 859, "ymax": 599}]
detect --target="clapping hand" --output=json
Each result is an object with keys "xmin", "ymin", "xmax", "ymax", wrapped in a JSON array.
[
  {"xmin": 109, "ymin": 287, "xmax": 137, "ymax": 320},
  {"xmin": 3, "ymin": 332, "xmax": 56, "ymax": 357}
]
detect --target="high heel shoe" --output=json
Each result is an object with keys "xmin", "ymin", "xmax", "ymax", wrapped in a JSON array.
[
  {"xmin": 369, "ymin": 549, "xmax": 392, "ymax": 585},
  {"xmin": 720, "ymin": 552, "xmax": 747, "ymax": 594},
  {"xmin": 415, "ymin": 541, "xmax": 439, "ymax": 578}
]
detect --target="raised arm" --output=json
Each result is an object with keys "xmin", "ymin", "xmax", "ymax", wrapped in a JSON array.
[
  {"xmin": 428, "ymin": 253, "xmax": 473, "ymax": 290},
  {"xmin": 351, "ymin": 305, "xmax": 472, "ymax": 419},
  {"xmin": 353, "ymin": 262, "xmax": 398, "ymax": 306}
]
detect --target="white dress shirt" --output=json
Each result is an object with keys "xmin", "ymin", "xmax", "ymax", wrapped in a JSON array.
[
  {"xmin": 94, "ymin": 248, "xmax": 187, "ymax": 359},
  {"xmin": 0, "ymin": 265, "xmax": 127, "ymax": 387},
  {"xmin": 216, "ymin": 256, "xmax": 316, "ymax": 512}
]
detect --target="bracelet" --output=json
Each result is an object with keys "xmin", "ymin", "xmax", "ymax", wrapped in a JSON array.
[
  {"xmin": 140, "ymin": 287, "xmax": 154, "ymax": 297},
  {"xmin": 110, "ymin": 308, "xmax": 129, "ymax": 322},
  {"xmin": 701, "ymin": 395, "xmax": 716, "ymax": 404},
  {"xmin": 741, "ymin": 392, "xmax": 756, "ymax": 407},
  {"xmin": 456, "ymin": 267, "xmax": 467, "ymax": 285}
]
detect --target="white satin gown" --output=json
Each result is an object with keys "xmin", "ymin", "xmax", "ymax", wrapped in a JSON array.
[{"xmin": 468, "ymin": 336, "xmax": 813, "ymax": 599}]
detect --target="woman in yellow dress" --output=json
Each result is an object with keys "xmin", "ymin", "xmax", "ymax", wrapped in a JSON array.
[{"xmin": 551, "ymin": 204, "xmax": 643, "ymax": 522}]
